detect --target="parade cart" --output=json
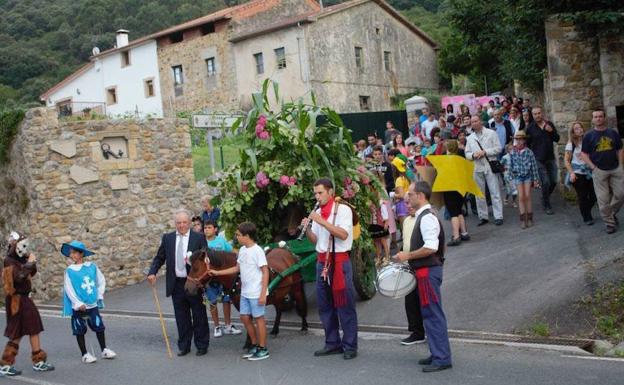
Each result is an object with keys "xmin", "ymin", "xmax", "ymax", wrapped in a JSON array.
[{"xmin": 211, "ymin": 80, "xmax": 380, "ymax": 300}]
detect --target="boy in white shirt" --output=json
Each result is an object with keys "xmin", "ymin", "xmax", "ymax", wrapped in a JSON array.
[{"xmin": 209, "ymin": 222, "xmax": 269, "ymax": 361}]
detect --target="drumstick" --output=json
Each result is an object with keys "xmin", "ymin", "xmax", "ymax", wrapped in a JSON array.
[{"xmin": 151, "ymin": 283, "xmax": 173, "ymax": 359}]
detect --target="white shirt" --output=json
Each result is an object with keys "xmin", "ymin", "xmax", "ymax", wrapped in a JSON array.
[
  {"xmin": 379, "ymin": 200, "xmax": 389, "ymax": 221},
  {"xmin": 311, "ymin": 202, "xmax": 353, "ymax": 253},
  {"xmin": 414, "ymin": 204, "xmax": 440, "ymax": 252},
  {"xmin": 64, "ymin": 262, "xmax": 106, "ymax": 310},
  {"xmin": 175, "ymin": 231, "xmax": 190, "ymax": 278},
  {"xmin": 465, "ymin": 128, "xmax": 502, "ymax": 173},
  {"xmin": 237, "ymin": 244, "xmax": 268, "ymax": 299},
  {"xmin": 421, "ymin": 119, "xmax": 439, "ymax": 140}
]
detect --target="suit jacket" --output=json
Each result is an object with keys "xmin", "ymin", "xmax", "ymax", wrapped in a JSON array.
[{"xmin": 149, "ymin": 230, "xmax": 205, "ymax": 297}]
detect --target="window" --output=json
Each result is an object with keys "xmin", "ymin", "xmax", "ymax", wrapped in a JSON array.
[
  {"xmin": 205, "ymin": 57, "xmax": 216, "ymax": 77},
  {"xmin": 172, "ymin": 65, "xmax": 183, "ymax": 97},
  {"xmin": 355, "ymin": 46, "xmax": 363, "ymax": 69},
  {"xmin": 144, "ymin": 79, "xmax": 155, "ymax": 98},
  {"xmin": 384, "ymin": 51, "xmax": 392, "ymax": 71},
  {"xmin": 172, "ymin": 65, "xmax": 184, "ymax": 86},
  {"xmin": 359, "ymin": 95, "xmax": 370, "ymax": 111},
  {"xmin": 170, "ymin": 32, "xmax": 183, "ymax": 43},
  {"xmin": 106, "ymin": 87, "xmax": 117, "ymax": 105},
  {"xmin": 201, "ymin": 23, "xmax": 215, "ymax": 35},
  {"xmin": 121, "ymin": 51, "xmax": 130, "ymax": 67},
  {"xmin": 274, "ymin": 47, "xmax": 286, "ymax": 70},
  {"xmin": 254, "ymin": 52, "xmax": 264, "ymax": 75},
  {"xmin": 375, "ymin": 27, "xmax": 381, "ymax": 35}
]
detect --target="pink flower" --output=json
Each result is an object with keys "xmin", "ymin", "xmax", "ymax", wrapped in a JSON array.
[
  {"xmin": 256, "ymin": 172, "xmax": 270, "ymax": 188},
  {"xmin": 279, "ymin": 175, "xmax": 290, "ymax": 186},
  {"xmin": 257, "ymin": 114, "xmax": 267, "ymax": 128},
  {"xmin": 241, "ymin": 181, "xmax": 249, "ymax": 192},
  {"xmin": 357, "ymin": 165, "xmax": 367, "ymax": 174},
  {"xmin": 361, "ymin": 176, "xmax": 370, "ymax": 185},
  {"xmin": 289, "ymin": 176, "xmax": 296, "ymax": 185},
  {"xmin": 257, "ymin": 129, "xmax": 270, "ymax": 140},
  {"xmin": 343, "ymin": 188, "xmax": 355, "ymax": 199},
  {"xmin": 343, "ymin": 177, "xmax": 352, "ymax": 186}
]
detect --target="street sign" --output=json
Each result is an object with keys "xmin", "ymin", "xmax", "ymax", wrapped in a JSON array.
[{"xmin": 192, "ymin": 114, "xmax": 240, "ymax": 128}]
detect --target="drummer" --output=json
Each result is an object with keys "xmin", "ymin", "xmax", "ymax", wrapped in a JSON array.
[
  {"xmin": 302, "ymin": 178, "xmax": 358, "ymax": 360},
  {"xmin": 399, "ymin": 205, "xmax": 426, "ymax": 347},
  {"xmin": 392, "ymin": 181, "xmax": 452, "ymax": 373}
]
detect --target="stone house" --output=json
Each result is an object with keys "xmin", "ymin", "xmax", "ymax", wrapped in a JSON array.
[
  {"xmin": 231, "ymin": 0, "xmax": 439, "ymax": 112},
  {"xmin": 544, "ymin": 16, "xmax": 624, "ymax": 138},
  {"xmin": 42, "ymin": 0, "xmax": 439, "ymax": 117}
]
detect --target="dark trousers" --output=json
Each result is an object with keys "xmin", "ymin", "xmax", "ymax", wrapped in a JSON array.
[
  {"xmin": 537, "ymin": 159, "xmax": 558, "ymax": 209},
  {"xmin": 316, "ymin": 262, "xmax": 358, "ymax": 352},
  {"xmin": 419, "ymin": 266, "xmax": 452, "ymax": 366},
  {"xmin": 572, "ymin": 174, "xmax": 597, "ymax": 222},
  {"xmin": 172, "ymin": 278, "xmax": 210, "ymax": 352},
  {"xmin": 405, "ymin": 288, "xmax": 425, "ymax": 338}
]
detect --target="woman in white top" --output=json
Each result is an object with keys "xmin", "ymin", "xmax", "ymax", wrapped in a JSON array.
[
  {"xmin": 509, "ymin": 106, "xmax": 521, "ymax": 133},
  {"xmin": 564, "ymin": 121, "xmax": 597, "ymax": 225}
]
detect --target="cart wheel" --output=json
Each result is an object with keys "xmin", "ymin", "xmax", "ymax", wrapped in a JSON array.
[{"xmin": 351, "ymin": 245, "xmax": 377, "ymax": 300}]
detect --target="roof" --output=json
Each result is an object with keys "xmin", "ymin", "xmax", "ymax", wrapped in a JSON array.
[
  {"xmin": 40, "ymin": 63, "xmax": 94, "ymax": 101},
  {"xmin": 230, "ymin": 0, "xmax": 438, "ymax": 49},
  {"xmin": 41, "ymin": 0, "xmax": 321, "ymax": 101}
]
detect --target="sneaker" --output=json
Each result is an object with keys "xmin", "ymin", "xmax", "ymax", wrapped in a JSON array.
[
  {"xmin": 223, "ymin": 324, "xmax": 242, "ymax": 335},
  {"xmin": 494, "ymin": 219, "xmax": 503, "ymax": 226},
  {"xmin": 446, "ymin": 237, "xmax": 461, "ymax": 247},
  {"xmin": 214, "ymin": 326, "xmax": 223, "ymax": 338},
  {"xmin": 32, "ymin": 361, "xmax": 55, "ymax": 372},
  {"xmin": 460, "ymin": 233, "xmax": 471, "ymax": 241},
  {"xmin": 247, "ymin": 347, "xmax": 270, "ymax": 361},
  {"xmin": 606, "ymin": 226, "xmax": 617, "ymax": 234},
  {"xmin": 401, "ymin": 333, "xmax": 426, "ymax": 346},
  {"xmin": 0, "ymin": 365, "xmax": 22, "ymax": 376},
  {"xmin": 81, "ymin": 352, "xmax": 97, "ymax": 364},
  {"xmin": 242, "ymin": 345, "xmax": 258, "ymax": 359},
  {"xmin": 477, "ymin": 219, "xmax": 489, "ymax": 226},
  {"xmin": 101, "ymin": 348, "xmax": 117, "ymax": 359}
]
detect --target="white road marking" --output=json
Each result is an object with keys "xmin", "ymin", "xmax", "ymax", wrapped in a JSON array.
[
  {"xmin": 561, "ymin": 354, "xmax": 624, "ymax": 363},
  {"xmin": 3, "ymin": 375, "xmax": 68, "ymax": 385}
]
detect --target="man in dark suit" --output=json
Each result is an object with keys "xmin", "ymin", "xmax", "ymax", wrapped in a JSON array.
[{"xmin": 147, "ymin": 209, "xmax": 209, "ymax": 356}]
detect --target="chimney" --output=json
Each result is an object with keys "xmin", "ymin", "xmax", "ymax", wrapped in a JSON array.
[{"xmin": 116, "ymin": 29, "xmax": 129, "ymax": 48}]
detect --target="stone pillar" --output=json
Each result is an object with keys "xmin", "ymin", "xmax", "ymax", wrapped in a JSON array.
[{"xmin": 598, "ymin": 35, "xmax": 624, "ymax": 129}]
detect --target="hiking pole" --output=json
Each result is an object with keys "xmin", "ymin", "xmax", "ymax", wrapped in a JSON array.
[{"xmin": 150, "ymin": 282, "xmax": 173, "ymax": 359}]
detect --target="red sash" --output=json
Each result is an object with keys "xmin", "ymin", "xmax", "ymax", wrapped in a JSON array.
[
  {"xmin": 415, "ymin": 267, "xmax": 438, "ymax": 307},
  {"xmin": 317, "ymin": 251, "xmax": 349, "ymax": 308}
]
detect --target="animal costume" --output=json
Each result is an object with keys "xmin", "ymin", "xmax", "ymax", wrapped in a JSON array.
[{"xmin": 1, "ymin": 232, "xmax": 53, "ymax": 374}]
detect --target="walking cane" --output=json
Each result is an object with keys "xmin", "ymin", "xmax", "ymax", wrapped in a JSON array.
[{"xmin": 150, "ymin": 282, "xmax": 173, "ymax": 359}]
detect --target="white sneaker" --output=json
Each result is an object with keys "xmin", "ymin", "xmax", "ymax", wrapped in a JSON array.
[
  {"xmin": 101, "ymin": 348, "xmax": 117, "ymax": 359},
  {"xmin": 82, "ymin": 353, "xmax": 97, "ymax": 364},
  {"xmin": 213, "ymin": 326, "xmax": 223, "ymax": 338},
  {"xmin": 223, "ymin": 324, "xmax": 242, "ymax": 335}
]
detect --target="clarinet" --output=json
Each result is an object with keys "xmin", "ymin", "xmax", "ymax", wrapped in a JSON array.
[{"xmin": 297, "ymin": 202, "xmax": 320, "ymax": 241}]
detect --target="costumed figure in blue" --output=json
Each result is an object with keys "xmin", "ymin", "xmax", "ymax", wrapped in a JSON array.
[{"xmin": 62, "ymin": 241, "xmax": 117, "ymax": 364}]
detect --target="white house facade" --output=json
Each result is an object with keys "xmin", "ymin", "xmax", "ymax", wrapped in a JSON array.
[{"xmin": 41, "ymin": 33, "xmax": 164, "ymax": 118}]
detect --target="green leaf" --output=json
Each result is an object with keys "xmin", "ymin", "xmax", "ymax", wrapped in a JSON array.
[
  {"xmin": 272, "ymin": 81, "xmax": 280, "ymax": 103},
  {"xmin": 244, "ymin": 148, "xmax": 258, "ymax": 173},
  {"xmin": 313, "ymin": 144, "xmax": 334, "ymax": 187}
]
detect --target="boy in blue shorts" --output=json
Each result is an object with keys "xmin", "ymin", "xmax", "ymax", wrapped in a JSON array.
[
  {"xmin": 204, "ymin": 220, "xmax": 241, "ymax": 337},
  {"xmin": 209, "ymin": 222, "xmax": 269, "ymax": 360},
  {"xmin": 61, "ymin": 241, "xmax": 116, "ymax": 364}
]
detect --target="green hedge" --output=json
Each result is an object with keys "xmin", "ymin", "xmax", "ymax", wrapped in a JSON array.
[{"xmin": 0, "ymin": 110, "xmax": 24, "ymax": 165}]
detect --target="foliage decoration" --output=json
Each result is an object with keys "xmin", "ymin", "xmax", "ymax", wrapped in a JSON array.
[
  {"xmin": 0, "ymin": 110, "xmax": 25, "ymax": 165},
  {"xmin": 211, "ymin": 80, "xmax": 383, "ymax": 244}
]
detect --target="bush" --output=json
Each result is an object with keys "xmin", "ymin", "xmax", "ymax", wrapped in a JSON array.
[{"xmin": 0, "ymin": 110, "xmax": 25, "ymax": 165}]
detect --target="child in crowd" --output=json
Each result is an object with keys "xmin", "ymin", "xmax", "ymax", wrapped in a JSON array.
[
  {"xmin": 509, "ymin": 131, "xmax": 540, "ymax": 229},
  {"xmin": 204, "ymin": 221, "xmax": 241, "ymax": 338},
  {"xmin": 500, "ymin": 143, "xmax": 518, "ymax": 207},
  {"xmin": 62, "ymin": 241, "xmax": 116, "ymax": 364},
  {"xmin": 209, "ymin": 222, "xmax": 269, "ymax": 361},
  {"xmin": 369, "ymin": 189, "xmax": 390, "ymax": 268},
  {"xmin": 191, "ymin": 216, "xmax": 204, "ymax": 233},
  {"xmin": 356, "ymin": 139, "xmax": 367, "ymax": 160}
]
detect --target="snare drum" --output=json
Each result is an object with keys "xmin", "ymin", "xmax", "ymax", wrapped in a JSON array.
[{"xmin": 375, "ymin": 263, "xmax": 416, "ymax": 298}]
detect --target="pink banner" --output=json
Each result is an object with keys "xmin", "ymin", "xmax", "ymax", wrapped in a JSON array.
[{"xmin": 442, "ymin": 94, "xmax": 495, "ymax": 114}]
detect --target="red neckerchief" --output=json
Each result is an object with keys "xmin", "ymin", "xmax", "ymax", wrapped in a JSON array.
[{"xmin": 320, "ymin": 197, "xmax": 335, "ymax": 220}]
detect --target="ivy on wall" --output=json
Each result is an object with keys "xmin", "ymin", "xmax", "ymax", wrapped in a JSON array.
[{"xmin": 0, "ymin": 110, "xmax": 25, "ymax": 165}]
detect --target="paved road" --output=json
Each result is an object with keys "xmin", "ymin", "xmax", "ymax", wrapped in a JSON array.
[
  {"xmin": 1, "ymin": 312, "xmax": 622, "ymax": 385},
  {"xmin": 65, "ymin": 192, "xmax": 623, "ymax": 337}
]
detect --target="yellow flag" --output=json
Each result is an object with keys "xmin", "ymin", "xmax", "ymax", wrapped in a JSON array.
[{"xmin": 426, "ymin": 155, "xmax": 484, "ymax": 198}]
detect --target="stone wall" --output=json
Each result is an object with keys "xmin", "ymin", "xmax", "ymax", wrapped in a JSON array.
[
  {"xmin": 306, "ymin": 1, "xmax": 438, "ymax": 112},
  {"xmin": 0, "ymin": 108, "xmax": 202, "ymax": 301},
  {"xmin": 545, "ymin": 16, "xmax": 624, "ymax": 135}
]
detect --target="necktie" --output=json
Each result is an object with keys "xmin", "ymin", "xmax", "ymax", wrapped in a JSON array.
[{"xmin": 176, "ymin": 233, "xmax": 186, "ymax": 276}]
